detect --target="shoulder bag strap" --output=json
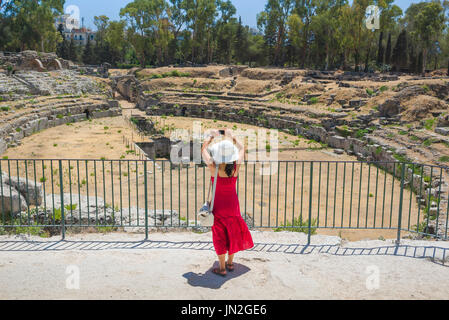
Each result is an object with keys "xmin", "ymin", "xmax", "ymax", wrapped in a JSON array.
[{"xmin": 209, "ymin": 166, "xmax": 219, "ymax": 213}]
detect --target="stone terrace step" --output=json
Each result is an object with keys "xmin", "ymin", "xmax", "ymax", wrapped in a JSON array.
[
  {"xmin": 152, "ymin": 90, "xmax": 271, "ymax": 103},
  {"xmin": 154, "ymin": 94, "xmax": 337, "ymax": 121},
  {"xmin": 13, "ymin": 70, "xmax": 104, "ymax": 97},
  {"xmin": 0, "ymin": 98, "xmax": 121, "ymax": 153}
]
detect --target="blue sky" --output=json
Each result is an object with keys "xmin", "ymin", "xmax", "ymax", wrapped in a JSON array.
[{"xmin": 64, "ymin": 0, "xmax": 421, "ymax": 30}]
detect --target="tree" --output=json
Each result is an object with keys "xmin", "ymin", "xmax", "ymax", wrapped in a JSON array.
[
  {"xmin": 182, "ymin": 0, "xmax": 217, "ymax": 63},
  {"xmin": 392, "ymin": 29, "xmax": 407, "ymax": 71},
  {"xmin": 377, "ymin": 31, "xmax": 384, "ymax": 65},
  {"xmin": 68, "ymin": 38, "xmax": 79, "ymax": 62},
  {"xmin": 105, "ymin": 20, "xmax": 128, "ymax": 65},
  {"xmin": 385, "ymin": 33, "xmax": 392, "ymax": 65},
  {"xmin": 82, "ymin": 37, "xmax": 95, "ymax": 65},
  {"xmin": 0, "ymin": 0, "xmax": 64, "ymax": 52},
  {"xmin": 405, "ymin": 2, "xmax": 445, "ymax": 75},
  {"xmin": 234, "ymin": 16, "xmax": 247, "ymax": 64},
  {"xmin": 257, "ymin": 0, "xmax": 294, "ymax": 66},
  {"xmin": 56, "ymin": 23, "xmax": 69, "ymax": 59}
]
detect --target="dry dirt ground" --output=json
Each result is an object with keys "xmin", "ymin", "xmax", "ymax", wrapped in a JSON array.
[
  {"xmin": 2, "ymin": 116, "xmax": 141, "ymax": 161},
  {"xmin": 2, "ymin": 111, "xmax": 421, "ymax": 241},
  {"xmin": 0, "ymin": 231, "xmax": 448, "ymax": 300}
]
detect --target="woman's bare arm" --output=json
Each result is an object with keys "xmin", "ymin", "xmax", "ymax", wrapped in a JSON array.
[
  {"xmin": 202, "ymin": 130, "xmax": 219, "ymax": 171},
  {"xmin": 225, "ymin": 129, "xmax": 245, "ymax": 173}
]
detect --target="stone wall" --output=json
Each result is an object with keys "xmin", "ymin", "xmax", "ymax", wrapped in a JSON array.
[
  {"xmin": 112, "ymin": 75, "xmax": 142, "ymax": 102},
  {"xmin": 0, "ymin": 99, "xmax": 122, "ymax": 154}
]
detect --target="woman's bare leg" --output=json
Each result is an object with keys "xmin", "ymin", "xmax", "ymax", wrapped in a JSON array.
[
  {"xmin": 227, "ymin": 254, "xmax": 235, "ymax": 265},
  {"xmin": 218, "ymin": 254, "xmax": 226, "ymax": 271}
]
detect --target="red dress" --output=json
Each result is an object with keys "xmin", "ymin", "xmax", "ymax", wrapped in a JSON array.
[{"xmin": 211, "ymin": 173, "xmax": 254, "ymax": 256}]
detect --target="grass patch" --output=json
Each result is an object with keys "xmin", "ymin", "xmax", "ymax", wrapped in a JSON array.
[
  {"xmin": 355, "ymin": 129, "xmax": 369, "ymax": 139},
  {"xmin": 424, "ymin": 118, "xmax": 436, "ymax": 130},
  {"xmin": 393, "ymin": 153, "xmax": 408, "ymax": 163},
  {"xmin": 422, "ymin": 139, "xmax": 435, "ymax": 147},
  {"xmin": 274, "ymin": 217, "xmax": 317, "ymax": 234},
  {"xmin": 308, "ymin": 97, "xmax": 318, "ymax": 104},
  {"xmin": 150, "ymin": 70, "xmax": 190, "ymax": 79},
  {"xmin": 375, "ymin": 146, "xmax": 382, "ymax": 155}
]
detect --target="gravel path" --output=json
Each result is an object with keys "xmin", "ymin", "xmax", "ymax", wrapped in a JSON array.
[{"xmin": 0, "ymin": 231, "xmax": 448, "ymax": 300}]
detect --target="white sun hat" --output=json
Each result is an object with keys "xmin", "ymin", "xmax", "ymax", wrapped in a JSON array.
[{"xmin": 208, "ymin": 139, "xmax": 239, "ymax": 164}]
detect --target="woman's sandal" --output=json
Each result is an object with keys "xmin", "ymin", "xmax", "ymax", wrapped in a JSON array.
[
  {"xmin": 225, "ymin": 263, "xmax": 235, "ymax": 272},
  {"xmin": 212, "ymin": 268, "xmax": 227, "ymax": 277}
]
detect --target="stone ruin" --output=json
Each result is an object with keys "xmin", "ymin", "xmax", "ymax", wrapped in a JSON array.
[
  {"xmin": 112, "ymin": 75, "xmax": 142, "ymax": 102},
  {"xmin": 1, "ymin": 51, "xmax": 112, "ymax": 80},
  {"xmin": 0, "ymin": 172, "xmax": 43, "ymax": 216},
  {"xmin": 0, "ymin": 50, "xmax": 73, "ymax": 73}
]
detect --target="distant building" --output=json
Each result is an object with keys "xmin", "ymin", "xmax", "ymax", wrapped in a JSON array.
[
  {"xmin": 55, "ymin": 14, "xmax": 96, "ymax": 46},
  {"xmin": 249, "ymin": 28, "xmax": 262, "ymax": 36}
]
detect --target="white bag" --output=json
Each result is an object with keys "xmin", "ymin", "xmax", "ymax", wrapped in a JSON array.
[{"xmin": 197, "ymin": 166, "xmax": 219, "ymax": 224}]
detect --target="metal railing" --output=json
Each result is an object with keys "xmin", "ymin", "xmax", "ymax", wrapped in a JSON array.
[{"xmin": 0, "ymin": 159, "xmax": 447, "ymax": 243}]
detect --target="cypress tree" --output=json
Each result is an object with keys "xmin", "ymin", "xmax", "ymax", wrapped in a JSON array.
[
  {"xmin": 417, "ymin": 51, "xmax": 423, "ymax": 75},
  {"xmin": 82, "ymin": 37, "xmax": 95, "ymax": 65},
  {"xmin": 409, "ymin": 46, "xmax": 416, "ymax": 74},
  {"xmin": 385, "ymin": 33, "xmax": 392, "ymax": 66},
  {"xmin": 392, "ymin": 30, "xmax": 407, "ymax": 71},
  {"xmin": 377, "ymin": 31, "xmax": 384, "ymax": 65},
  {"xmin": 68, "ymin": 38, "xmax": 78, "ymax": 62},
  {"xmin": 235, "ymin": 16, "xmax": 245, "ymax": 64}
]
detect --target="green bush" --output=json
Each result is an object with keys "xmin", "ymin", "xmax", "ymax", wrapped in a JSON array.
[
  {"xmin": 266, "ymin": 143, "xmax": 271, "ymax": 152},
  {"xmin": 150, "ymin": 73, "xmax": 164, "ymax": 79},
  {"xmin": 65, "ymin": 204, "xmax": 77, "ymax": 211},
  {"xmin": 424, "ymin": 118, "xmax": 435, "ymax": 130},
  {"xmin": 375, "ymin": 146, "xmax": 382, "ymax": 155},
  {"xmin": 274, "ymin": 217, "xmax": 317, "ymax": 234},
  {"xmin": 422, "ymin": 139, "xmax": 434, "ymax": 147},
  {"xmin": 355, "ymin": 129, "xmax": 369, "ymax": 139},
  {"xmin": 309, "ymin": 97, "xmax": 318, "ymax": 104},
  {"xmin": 116, "ymin": 63, "xmax": 140, "ymax": 69}
]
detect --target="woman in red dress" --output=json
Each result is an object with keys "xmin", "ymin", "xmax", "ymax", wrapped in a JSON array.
[{"xmin": 201, "ymin": 129, "xmax": 254, "ymax": 277}]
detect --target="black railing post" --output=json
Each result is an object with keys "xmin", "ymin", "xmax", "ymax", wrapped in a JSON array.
[
  {"xmin": 59, "ymin": 160, "xmax": 65, "ymax": 240},
  {"xmin": 144, "ymin": 160, "xmax": 149, "ymax": 240},
  {"xmin": 308, "ymin": 162, "xmax": 314, "ymax": 245},
  {"xmin": 396, "ymin": 162, "xmax": 406, "ymax": 245}
]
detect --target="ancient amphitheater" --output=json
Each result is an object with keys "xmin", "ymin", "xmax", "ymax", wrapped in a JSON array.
[{"xmin": 1, "ymin": 51, "xmax": 449, "ymax": 242}]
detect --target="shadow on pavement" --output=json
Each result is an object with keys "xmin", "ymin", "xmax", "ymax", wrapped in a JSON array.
[{"xmin": 182, "ymin": 262, "xmax": 251, "ymax": 289}]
